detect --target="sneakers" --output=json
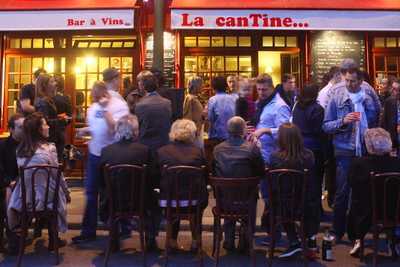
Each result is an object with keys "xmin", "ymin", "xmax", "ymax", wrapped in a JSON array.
[
  {"xmin": 350, "ymin": 239, "xmax": 361, "ymax": 256},
  {"xmin": 71, "ymin": 234, "xmax": 96, "ymax": 244},
  {"xmin": 278, "ymin": 243, "xmax": 302, "ymax": 258}
]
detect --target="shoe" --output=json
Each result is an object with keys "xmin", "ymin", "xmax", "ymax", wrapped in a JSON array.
[
  {"xmin": 260, "ymin": 231, "xmax": 282, "ymax": 246},
  {"xmin": 71, "ymin": 234, "xmax": 96, "ymax": 244},
  {"xmin": 350, "ymin": 239, "xmax": 361, "ymax": 256},
  {"xmin": 278, "ymin": 243, "xmax": 302, "ymax": 258},
  {"xmin": 48, "ymin": 238, "xmax": 67, "ymax": 251},
  {"xmin": 223, "ymin": 241, "xmax": 235, "ymax": 252},
  {"xmin": 308, "ymin": 236, "xmax": 318, "ymax": 252}
]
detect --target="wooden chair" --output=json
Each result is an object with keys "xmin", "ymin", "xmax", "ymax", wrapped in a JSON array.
[
  {"xmin": 209, "ymin": 176, "xmax": 260, "ymax": 267},
  {"xmin": 0, "ymin": 188, "xmax": 5, "ymax": 252},
  {"xmin": 103, "ymin": 164, "xmax": 147, "ymax": 267},
  {"xmin": 265, "ymin": 168, "xmax": 308, "ymax": 267},
  {"xmin": 16, "ymin": 164, "xmax": 63, "ymax": 267},
  {"xmin": 161, "ymin": 165, "xmax": 207, "ymax": 267},
  {"xmin": 359, "ymin": 172, "xmax": 400, "ymax": 267}
]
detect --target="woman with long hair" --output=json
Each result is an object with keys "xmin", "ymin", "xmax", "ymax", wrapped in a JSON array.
[{"xmin": 8, "ymin": 112, "xmax": 70, "ymax": 249}]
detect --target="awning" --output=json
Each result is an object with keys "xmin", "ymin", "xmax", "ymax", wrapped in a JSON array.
[
  {"xmin": 0, "ymin": 1, "xmax": 137, "ymax": 31},
  {"xmin": 1, "ymin": 0, "xmax": 138, "ymax": 10},
  {"xmin": 171, "ymin": 0, "xmax": 400, "ymax": 31},
  {"xmin": 170, "ymin": 0, "xmax": 400, "ymax": 10}
]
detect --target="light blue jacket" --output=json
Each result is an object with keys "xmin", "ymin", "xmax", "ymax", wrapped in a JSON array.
[
  {"xmin": 208, "ymin": 92, "xmax": 236, "ymax": 140},
  {"xmin": 322, "ymin": 85, "xmax": 380, "ymax": 155},
  {"xmin": 256, "ymin": 93, "xmax": 291, "ymax": 163}
]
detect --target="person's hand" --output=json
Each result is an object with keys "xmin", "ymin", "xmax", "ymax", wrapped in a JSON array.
[{"xmin": 343, "ymin": 112, "xmax": 360, "ymax": 124}]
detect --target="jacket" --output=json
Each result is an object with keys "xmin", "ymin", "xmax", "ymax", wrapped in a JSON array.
[
  {"xmin": 0, "ymin": 136, "xmax": 19, "ymax": 188},
  {"xmin": 322, "ymin": 85, "xmax": 380, "ymax": 155},
  {"xmin": 381, "ymin": 96, "xmax": 398, "ymax": 149},
  {"xmin": 207, "ymin": 92, "xmax": 236, "ymax": 140},
  {"xmin": 34, "ymin": 97, "xmax": 59, "ymax": 144}
]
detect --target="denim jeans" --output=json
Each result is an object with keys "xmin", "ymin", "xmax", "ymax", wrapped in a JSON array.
[
  {"xmin": 81, "ymin": 153, "xmax": 101, "ymax": 236},
  {"xmin": 332, "ymin": 155, "xmax": 353, "ymax": 238}
]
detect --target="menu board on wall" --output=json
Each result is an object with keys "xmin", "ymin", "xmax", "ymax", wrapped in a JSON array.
[
  {"xmin": 311, "ymin": 31, "xmax": 365, "ymax": 83},
  {"xmin": 144, "ymin": 33, "xmax": 176, "ymax": 88}
]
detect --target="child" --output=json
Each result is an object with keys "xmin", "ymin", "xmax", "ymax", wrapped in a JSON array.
[{"xmin": 235, "ymin": 78, "xmax": 255, "ymax": 123}]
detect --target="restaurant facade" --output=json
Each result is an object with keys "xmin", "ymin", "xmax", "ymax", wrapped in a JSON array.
[{"xmin": 1, "ymin": 0, "xmax": 400, "ymax": 141}]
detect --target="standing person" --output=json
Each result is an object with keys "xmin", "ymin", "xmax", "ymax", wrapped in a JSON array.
[
  {"xmin": 52, "ymin": 75, "xmax": 72, "ymax": 162},
  {"xmin": 235, "ymin": 78, "xmax": 256, "ymax": 123},
  {"xmin": 275, "ymin": 73, "xmax": 297, "ymax": 109},
  {"xmin": 18, "ymin": 68, "xmax": 46, "ymax": 116},
  {"xmin": 292, "ymin": 83, "xmax": 324, "ymax": 249},
  {"xmin": 381, "ymin": 77, "xmax": 400, "ymax": 155},
  {"xmin": 72, "ymin": 68, "xmax": 129, "ymax": 244},
  {"xmin": 317, "ymin": 66, "xmax": 342, "ymax": 110},
  {"xmin": 323, "ymin": 67, "xmax": 380, "ymax": 241},
  {"xmin": 207, "ymin": 76, "xmax": 236, "ymax": 144},
  {"xmin": 126, "ymin": 71, "xmax": 148, "ymax": 114},
  {"xmin": 379, "ymin": 77, "xmax": 394, "ymax": 104},
  {"xmin": 135, "ymin": 71, "xmax": 172, "ymax": 250},
  {"xmin": 227, "ymin": 75, "xmax": 239, "ymax": 100},
  {"xmin": 183, "ymin": 76, "xmax": 205, "ymax": 148}
]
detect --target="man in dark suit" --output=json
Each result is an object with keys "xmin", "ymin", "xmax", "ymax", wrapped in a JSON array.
[
  {"xmin": 134, "ymin": 71, "xmax": 172, "ymax": 250},
  {"xmin": 99, "ymin": 114, "xmax": 151, "ymax": 250}
]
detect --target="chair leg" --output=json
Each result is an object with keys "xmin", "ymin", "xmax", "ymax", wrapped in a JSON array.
[
  {"xmin": 139, "ymin": 218, "xmax": 146, "ymax": 267},
  {"xmin": 51, "ymin": 219, "xmax": 60, "ymax": 265},
  {"xmin": 268, "ymin": 219, "xmax": 275, "ymax": 267},
  {"xmin": 212, "ymin": 217, "xmax": 217, "ymax": 257},
  {"xmin": 196, "ymin": 217, "xmax": 203, "ymax": 267},
  {"xmin": 104, "ymin": 221, "xmax": 117, "ymax": 267},
  {"xmin": 214, "ymin": 219, "xmax": 222, "ymax": 267},
  {"xmin": 300, "ymin": 223, "xmax": 308, "ymax": 267},
  {"xmin": 248, "ymin": 222, "xmax": 256, "ymax": 267},
  {"xmin": 373, "ymin": 227, "xmax": 379, "ymax": 267},
  {"xmin": 164, "ymin": 219, "xmax": 172, "ymax": 267},
  {"xmin": 16, "ymin": 228, "xmax": 27, "ymax": 267},
  {"xmin": 359, "ymin": 238, "xmax": 365, "ymax": 262}
]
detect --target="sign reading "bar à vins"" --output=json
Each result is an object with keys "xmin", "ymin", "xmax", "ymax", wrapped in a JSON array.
[{"xmin": 171, "ymin": 9, "xmax": 400, "ymax": 31}]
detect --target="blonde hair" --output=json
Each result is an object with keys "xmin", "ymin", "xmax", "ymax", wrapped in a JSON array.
[
  {"xmin": 115, "ymin": 115, "xmax": 139, "ymax": 141},
  {"xmin": 364, "ymin": 128, "xmax": 392, "ymax": 155},
  {"xmin": 169, "ymin": 119, "xmax": 197, "ymax": 143},
  {"xmin": 91, "ymin": 81, "xmax": 108, "ymax": 103}
]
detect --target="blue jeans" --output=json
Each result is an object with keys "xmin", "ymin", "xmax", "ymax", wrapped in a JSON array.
[
  {"xmin": 332, "ymin": 155, "xmax": 352, "ymax": 238},
  {"xmin": 81, "ymin": 153, "xmax": 101, "ymax": 236}
]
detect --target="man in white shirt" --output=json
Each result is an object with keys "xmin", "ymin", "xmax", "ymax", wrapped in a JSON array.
[{"xmin": 317, "ymin": 66, "xmax": 342, "ymax": 110}]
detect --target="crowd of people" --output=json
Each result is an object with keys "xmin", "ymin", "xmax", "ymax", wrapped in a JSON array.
[{"xmin": 1, "ymin": 57, "xmax": 400, "ymax": 263}]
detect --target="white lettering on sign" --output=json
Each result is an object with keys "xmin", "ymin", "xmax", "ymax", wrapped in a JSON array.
[
  {"xmin": 171, "ymin": 9, "xmax": 400, "ymax": 31},
  {"xmin": 0, "ymin": 10, "xmax": 134, "ymax": 31}
]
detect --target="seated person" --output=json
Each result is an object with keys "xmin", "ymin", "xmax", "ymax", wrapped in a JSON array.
[
  {"xmin": 7, "ymin": 112, "xmax": 70, "ymax": 249},
  {"xmin": 268, "ymin": 123, "xmax": 316, "ymax": 258},
  {"xmin": 347, "ymin": 128, "xmax": 400, "ymax": 256},
  {"xmin": 156, "ymin": 119, "xmax": 207, "ymax": 251},
  {"xmin": 213, "ymin": 116, "xmax": 265, "ymax": 252},
  {"xmin": 99, "ymin": 114, "xmax": 151, "ymax": 250}
]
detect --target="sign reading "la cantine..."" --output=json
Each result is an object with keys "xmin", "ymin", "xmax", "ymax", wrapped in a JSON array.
[
  {"xmin": 0, "ymin": 10, "xmax": 134, "ymax": 31},
  {"xmin": 171, "ymin": 9, "xmax": 400, "ymax": 31}
]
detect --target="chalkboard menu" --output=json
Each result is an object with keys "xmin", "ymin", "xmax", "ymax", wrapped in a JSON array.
[
  {"xmin": 144, "ymin": 33, "xmax": 176, "ymax": 88},
  {"xmin": 311, "ymin": 31, "xmax": 366, "ymax": 83}
]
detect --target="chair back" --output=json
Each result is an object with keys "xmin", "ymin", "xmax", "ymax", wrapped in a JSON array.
[
  {"xmin": 266, "ymin": 168, "xmax": 308, "ymax": 223},
  {"xmin": 19, "ymin": 164, "xmax": 62, "ymax": 218},
  {"xmin": 104, "ymin": 164, "xmax": 147, "ymax": 220},
  {"xmin": 370, "ymin": 172, "xmax": 400, "ymax": 227},
  {"xmin": 210, "ymin": 176, "xmax": 260, "ymax": 218},
  {"xmin": 161, "ymin": 165, "xmax": 207, "ymax": 215}
]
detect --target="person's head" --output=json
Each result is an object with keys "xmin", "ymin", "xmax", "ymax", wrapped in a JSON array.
[
  {"xmin": 327, "ymin": 66, "xmax": 341, "ymax": 85},
  {"xmin": 102, "ymin": 67, "xmax": 120, "ymax": 91},
  {"xmin": 227, "ymin": 75, "xmax": 238, "ymax": 93},
  {"xmin": 136, "ymin": 70, "xmax": 153, "ymax": 93},
  {"xmin": 91, "ymin": 81, "xmax": 109, "ymax": 103},
  {"xmin": 344, "ymin": 68, "xmax": 363, "ymax": 93},
  {"xmin": 255, "ymin": 74, "xmax": 274, "ymax": 100},
  {"xmin": 8, "ymin": 113, "xmax": 24, "ymax": 141},
  {"xmin": 364, "ymin": 128, "xmax": 392, "ymax": 156},
  {"xmin": 238, "ymin": 78, "xmax": 252, "ymax": 98},
  {"xmin": 212, "ymin": 76, "xmax": 228, "ymax": 93},
  {"xmin": 282, "ymin": 74, "xmax": 296, "ymax": 93},
  {"xmin": 33, "ymin": 68, "xmax": 47, "ymax": 83},
  {"xmin": 36, "ymin": 73, "xmax": 56, "ymax": 98},
  {"xmin": 227, "ymin": 116, "xmax": 246, "ymax": 138},
  {"xmin": 277, "ymin": 123, "xmax": 305, "ymax": 162},
  {"xmin": 150, "ymin": 67, "xmax": 165, "ymax": 87},
  {"xmin": 138, "ymin": 71, "xmax": 158, "ymax": 93},
  {"xmin": 298, "ymin": 83, "xmax": 319, "ymax": 108},
  {"xmin": 187, "ymin": 76, "xmax": 203, "ymax": 95},
  {"xmin": 53, "ymin": 74, "xmax": 65, "ymax": 94},
  {"xmin": 115, "ymin": 114, "xmax": 139, "ymax": 142},
  {"xmin": 381, "ymin": 78, "xmax": 390, "ymax": 91},
  {"xmin": 340, "ymin": 58, "xmax": 359, "ymax": 80},
  {"xmin": 17, "ymin": 112, "xmax": 49, "ymax": 157},
  {"xmin": 392, "ymin": 78, "xmax": 400, "ymax": 98},
  {"xmin": 169, "ymin": 119, "xmax": 197, "ymax": 144}
]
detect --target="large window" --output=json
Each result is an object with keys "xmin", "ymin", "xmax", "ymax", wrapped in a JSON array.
[
  {"xmin": 184, "ymin": 36, "xmax": 251, "ymax": 48},
  {"xmin": 374, "ymin": 55, "xmax": 400, "ymax": 86}
]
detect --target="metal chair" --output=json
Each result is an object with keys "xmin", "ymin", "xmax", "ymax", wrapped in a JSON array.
[
  {"xmin": 103, "ymin": 164, "xmax": 148, "ymax": 267},
  {"xmin": 265, "ymin": 168, "xmax": 308, "ymax": 267},
  {"xmin": 16, "ymin": 164, "xmax": 63, "ymax": 267},
  {"xmin": 161, "ymin": 165, "xmax": 207, "ymax": 267},
  {"xmin": 359, "ymin": 172, "xmax": 400, "ymax": 266},
  {"xmin": 210, "ymin": 176, "xmax": 260, "ymax": 267}
]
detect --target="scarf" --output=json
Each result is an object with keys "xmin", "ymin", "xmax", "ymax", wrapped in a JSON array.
[
  {"xmin": 252, "ymin": 89, "xmax": 278, "ymax": 125},
  {"xmin": 348, "ymin": 88, "xmax": 368, "ymax": 157}
]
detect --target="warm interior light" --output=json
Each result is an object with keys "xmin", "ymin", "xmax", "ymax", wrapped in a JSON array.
[
  {"xmin": 75, "ymin": 67, "xmax": 81, "ymax": 74},
  {"xmin": 85, "ymin": 56, "xmax": 96, "ymax": 65},
  {"xmin": 45, "ymin": 61, "xmax": 54, "ymax": 73}
]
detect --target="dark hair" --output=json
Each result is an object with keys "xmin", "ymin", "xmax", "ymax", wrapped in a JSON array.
[
  {"xmin": 211, "ymin": 76, "xmax": 228, "ymax": 93},
  {"xmin": 345, "ymin": 68, "xmax": 364, "ymax": 80},
  {"xmin": 277, "ymin": 123, "xmax": 306, "ymax": 163},
  {"xmin": 35, "ymin": 73, "xmax": 53, "ymax": 98},
  {"xmin": 53, "ymin": 74, "xmax": 65, "ymax": 94},
  {"xmin": 150, "ymin": 67, "xmax": 165, "ymax": 86},
  {"xmin": 142, "ymin": 72, "xmax": 158, "ymax": 92},
  {"xmin": 361, "ymin": 71, "xmax": 372, "ymax": 84},
  {"xmin": 123, "ymin": 76, "xmax": 132, "ymax": 90},
  {"xmin": 282, "ymin": 73, "xmax": 295, "ymax": 83},
  {"xmin": 34, "ymin": 68, "xmax": 47, "ymax": 79},
  {"xmin": 297, "ymin": 83, "xmax": 319, "ymax": 108},
  {"xmin": 17, "ymin": 112, "xmax": 47, "ymax": 158},
  {"xmin": 8, "ymin": 113, "xmax": 24, "ymax": 130}
]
